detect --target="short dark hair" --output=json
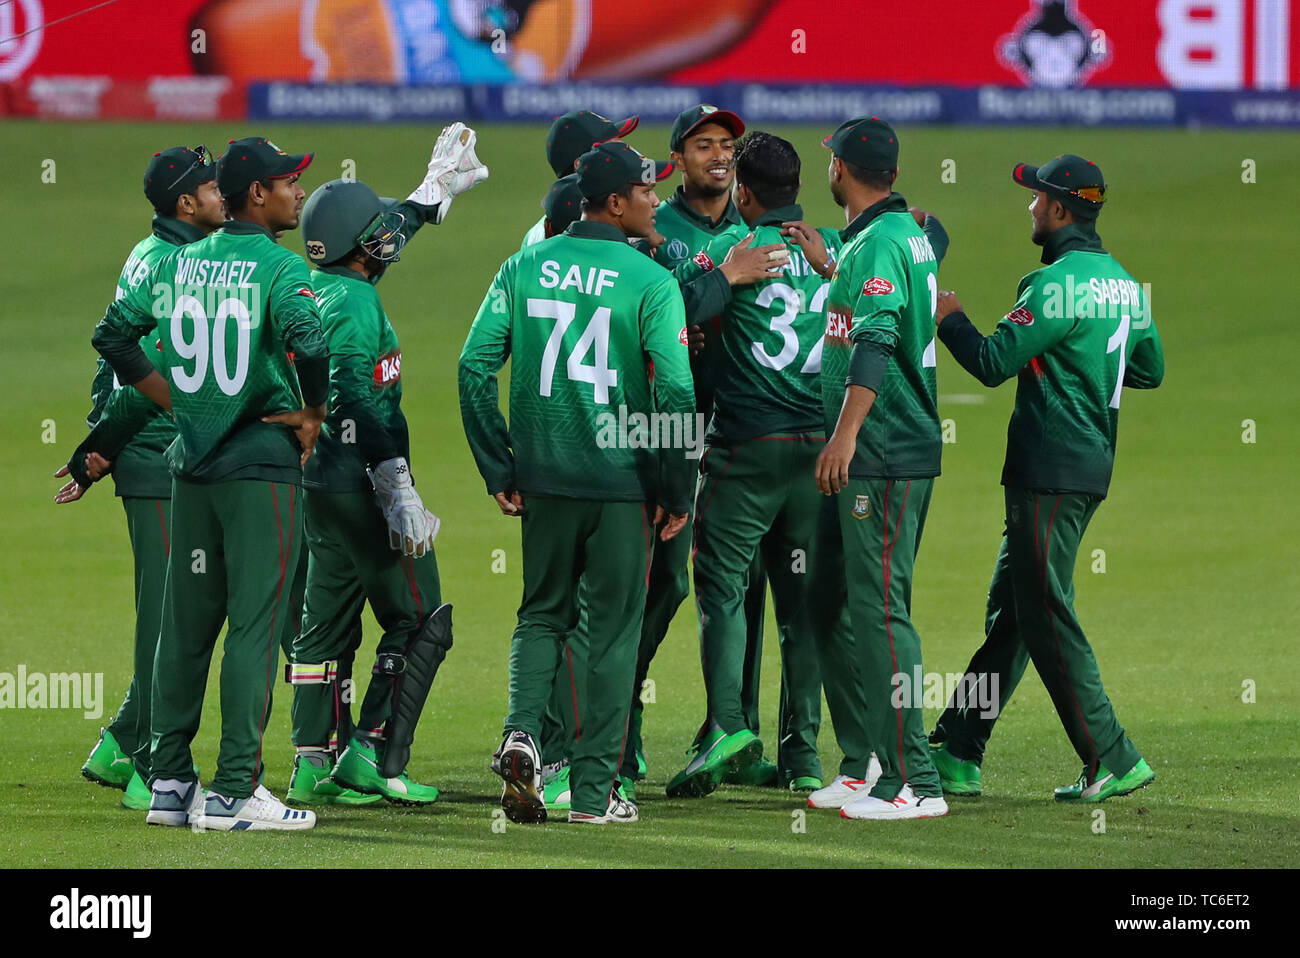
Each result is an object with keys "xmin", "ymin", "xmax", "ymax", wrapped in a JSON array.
[
  {"xmin": 839, "ymin": 158, "xmax": 896, "ymax": 192},
  {"xmin": 224, "ymin": 178, "xmax": 273, "ymax": 215},
  {"xmin": 579, "ymin": 184, "xmax": 634, "ymax": 214},
  {"xmin": 734, "ymin": 131, "xmax": 800, "ymax": 210},
  {"xmin": 152, "ymin": 197, "xmax": 179, "ymax": 218}
]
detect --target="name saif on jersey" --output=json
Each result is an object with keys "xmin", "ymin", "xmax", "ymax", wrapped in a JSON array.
[{"xmin": 539, "ymin": 260, "xmax": 620, "ymax": 296}]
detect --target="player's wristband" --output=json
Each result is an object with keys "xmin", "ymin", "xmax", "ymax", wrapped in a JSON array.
[{"xmin": 846, "ymin": 339, "xmax": 891, "ymax": 393}]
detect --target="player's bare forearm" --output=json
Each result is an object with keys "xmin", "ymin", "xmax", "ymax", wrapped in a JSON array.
[
  {"xmin": 131, "ymin": 370, "xmax": 172, "ymax": 412},
  {"xmin": 816, "ymin": 385, "xmax": 875, "ymax": 495}
]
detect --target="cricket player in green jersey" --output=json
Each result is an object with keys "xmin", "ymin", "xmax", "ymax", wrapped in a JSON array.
[
  {"xmin": 632, "ymin": 105, "xmax": 796, "ymax": 791},
  {"xmin": 521, "ymin": 110, "xmax": 639, "ymax": 248},
  {"xmin": 460, "ymin": 141, "xmax": 695, "ymax": 824},
  {"xmin": 664, "ymin": 131, "xmax": 836, "ymax": 798},
  {"xmin": 927, "ymin": 154, "xmax": 1164, "ymax": 803},
  {"xmin": 285, "ymin": 122, "xmax": 489, "ymax": 807},
  {"xmin": 801, "ymin": 116, "xmax": 950, "ymax": 820},
  {"xmin": 65, "ymin": 146, "xmax": 225, "ymax": 812},
  {"xmin": 93, "ymin": 136, "xmax": 331, "ymax": 832}
]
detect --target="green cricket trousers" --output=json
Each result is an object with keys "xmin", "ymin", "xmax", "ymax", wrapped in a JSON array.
[
  {"xmin": 289, "ymin": 489, "xmax": 443, "ymax": 752},
  {"xmin": 149, "ymin": 478, "xmax": 303, "ymax": 800},
  {"xmin": 931, "ymin": 487, "xmax": 1143, "ymax": 778},
  {"xmin": 692, "ymin": 434, "xmax": 824, "ymax": 780},
  {"xmin": 107, "ymin": 496, "xmax": 170, "ymax": 779},
  {"xmin": 506, "ymin": 496, "xmax": 652, "ymax": 817},
  {"xmin": 810, "ymin": 477, "xmax": 942, "ymax": 800}
]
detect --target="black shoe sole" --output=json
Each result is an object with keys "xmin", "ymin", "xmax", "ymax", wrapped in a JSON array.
[
  {"xmin": 497, "ymin": 749, "xmax": 546, "ymax": 824},
  {"xmin": 81, "ymin": 767, "xmax": 128, "ymax": 791}
]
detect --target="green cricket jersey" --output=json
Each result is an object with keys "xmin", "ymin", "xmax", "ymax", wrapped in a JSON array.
[
  {"xmin": 83, "ymin": 217, "xmax": 206, "ymax": 498},
  {"xmin": 459, "ymin": 220, "xmax": 696, "ymax": 513},
  {"xmin": 302, "ymin": 268, "xmax": 407, "ymax": 491},
  {"xmin": 823, "ymin": 193, "xmax": 942, "ymax": 479},
  {"xmin": 653, "ymin": 186, "xmax": 748, "ymax": 334},
  {"xmin": 674, "ymin": 204, "xmax": 842, "ymax": 443},
  {"xmin": 937, "ymin": 223, "xmax": 1164, "ymax": 496},
  {"xmin": 304, "ymin": 199, "xmax": 436, "ymax": 492},
  {"xmin": 92, "ymin": 220, "xmax": 330, "ymax": 485}
]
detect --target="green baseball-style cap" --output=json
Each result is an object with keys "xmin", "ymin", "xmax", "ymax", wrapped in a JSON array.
[
  {"xmin": 576, "ymin": 141, "xmax": 673, "ymax": 199},
  {"xmin": 217, "ymin": 136, "xmax": 314, "ymax": 198},
  {"xmin": 1013, "ymin": 154, "xmax": 1107, "ymax": 219},
  {"xmin": 546, "ymin": 110, "xmax": 639, "ymax": 178},
  {"xmin": 143, "ymin": 145, "xmax": 216, "ymax": 210},
  {"xmin": 822, "ymin": 116, "xmax": 899, "ymax": 170},
  {"xmin": 542, "ymin": 174, "xmax": 583, "ymax": 233},
  {"xmin": 669, "ymin": 104, "xmax": 745, "ymax": 153}
]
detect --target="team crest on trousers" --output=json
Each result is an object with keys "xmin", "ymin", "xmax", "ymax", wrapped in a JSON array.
[{"xmin": 852, "ymin": 494, "xmax": 871, "ymax": 519}]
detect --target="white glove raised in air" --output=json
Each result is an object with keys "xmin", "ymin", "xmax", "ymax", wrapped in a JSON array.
[
  {"xmin": 407, "ymin": 122, "xmax": 490, "ymax": 225},
  {"xmin": 369, "ymin": 457, "xmax": 441, "ymax": 558}
]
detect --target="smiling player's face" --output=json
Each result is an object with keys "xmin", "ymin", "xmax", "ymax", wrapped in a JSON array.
[{"xmin": 675, "ymin": 123, "xmax": 736, "ymax": 198}]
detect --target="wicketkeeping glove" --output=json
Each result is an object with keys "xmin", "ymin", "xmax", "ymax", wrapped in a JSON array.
[
  {"xmin": 407, "ymin": 122, "xmax": 490, "ymax": 224},
  {"xmin": 369, "ymin": 457, "xmax": 441, "ymax": 558}
]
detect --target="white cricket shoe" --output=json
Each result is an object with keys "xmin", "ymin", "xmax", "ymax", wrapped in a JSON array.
[
  {"xmin": 569, "ymin": 786, "xmax": 638, "ymax": 824},
  {"xmin": 839, "ymin": 783, "xmax": 949, "ymax": 820},
  {"xmin": 145, "ymin": 778, "xmax": 204, "ymax": 827},
  {"xmin": 198, "ymin": 784, "xmax": 317, "ymax": 831},
  {"xmin": 806, "ymin": 754, "xmax": 882, "ymax": 808}
]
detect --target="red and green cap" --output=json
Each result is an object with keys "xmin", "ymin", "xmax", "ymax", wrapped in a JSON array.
[
  {"xmin": 542, "ymin": 173, "xmax": 583, "ymax": 233},
  {"xmin": 217, "ymin": 136, "xmax": 314, "ymax": 198},
  {"xmin": 669, "ymin": 104, "xmax": 745, "ymax": 153},
  {"xmin": 576, "ymin": 141, "xmax": 673, "ymax": 199},
  {"xmin": 546, "ymin": 110, "xmax": 639, "ymax": 178},
  {"xmin": 1013, "ymin": 154, "xmax": 1106, "ymax": 219},
  {"xmin": 822, "ymin": 116, "xmax": 899, "ymax": 171},
  {"xmin": 143, "ymin": 145, "xmax": 216, "ymax": 209}
]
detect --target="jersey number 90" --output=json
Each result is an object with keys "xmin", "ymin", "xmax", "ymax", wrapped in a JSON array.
[{"xmin": 169, "ymin": 295, "xmax": 252, "ymax": 396}]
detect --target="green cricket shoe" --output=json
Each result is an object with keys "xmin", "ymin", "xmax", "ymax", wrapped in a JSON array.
[
  {"xmin": 787, "ymin": 776, "xmax": 822, "ymax": 794},
  {"xmin": 665, "ymin": 727, "xmax": 762, "ymax": 799},
  {"xmin": 332, "ymin": 737, "xmax": 440, "ymax": 806},
  {"xmin": 1055, "ymin": 758, "xmax": 1155, "ymax": 802},
  {"xmin": 286, "ymin": 751, "xmax": 383, "ymax": 806},
  {"xmin": 932, "ymin": 743, "xmax": 982, "ymax": 796},
  {"xmin": 636, "ymin": 749, "xmax": 647, "ymax": 781},
  {"xmin": 724, "ymin": 756, "xmax": 778, "ymax": 787},
  {"xmin": 618, "ymin": 775, "xmax": 637, "ymax": 804},
  {"xmin": 121, "ymin": 771, "xmax": 151, "ymax": 810},
  {"xmin": 81, "ymin": 728, "xmax": 133, "ymax": 790},
  {"xmin": 543, "ymin": 762, "xmax": 572, "ymax": 812}
]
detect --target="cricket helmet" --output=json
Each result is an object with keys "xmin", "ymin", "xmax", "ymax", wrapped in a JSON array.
[{"xmin": 301, "ymin": 179, "xmax": 407, "ymax": 266}]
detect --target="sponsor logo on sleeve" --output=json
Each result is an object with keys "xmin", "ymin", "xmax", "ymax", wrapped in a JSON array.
[
  {"xmin": 1006, "ymin": 306, "xmax": 1034, "ymax": 326},
  {"xmin": 678, "ymin": 326, "xmax": 689, "ymax": 346},
  {"xmin": 861, "ymin": 276, "xmax": 895, "ymax": 296},
  {"xmin": 373, "ymin": 350, "xmax": 402, "ymax": 386},
  {"xmin": 692, "ymin": 250, "xmax": 715, "ymax": 271},
  {"xmin": 296, "ymin": 287, "xmax": 316, "ymax": 298}
]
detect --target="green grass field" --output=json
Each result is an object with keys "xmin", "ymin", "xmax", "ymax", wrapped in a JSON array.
[{"xmin": 1, "ymin": 121, "xmax": 1296, "ymax": 868}]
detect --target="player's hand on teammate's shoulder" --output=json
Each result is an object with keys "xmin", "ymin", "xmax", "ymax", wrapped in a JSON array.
[
  {"xmin": 935, "ymin": 290, "xmax": 963, "ymax": 325},
  {"xmin": 647, "ymin": 228, "xmax": 667, "ymax": 253},
  {"xmin": 651, "ymin": 505, "xmax": 688, "ymax": 542},
  {"xmin": 719, "ymin": 233, "xmax": 790, "ymax": 287},
  {"xmin": 908, "ymin": 206, "xmax": 931, "ymax": 227},
  {"xmin": 493, "ymin": 490, "xmax": 524, "ymax": 517},
  {"xmin": 779, "ymin": 220, "xmax": 833, "ymax": 279}
]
